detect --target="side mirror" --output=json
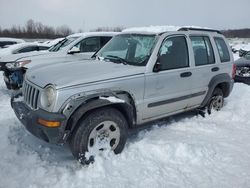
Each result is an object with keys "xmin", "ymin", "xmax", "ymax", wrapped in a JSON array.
[
  {"xmin": 153, "ymin": 57, "xmax": 162, "ymax": 72},
  {"xmin": 68, "ymin": 46, "xmax": 80, "ymax": 54}
]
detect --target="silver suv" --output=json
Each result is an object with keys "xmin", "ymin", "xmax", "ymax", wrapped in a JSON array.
[{"xmin": 11, "ymin": 27, "xmax": 235, "ymax": 164}]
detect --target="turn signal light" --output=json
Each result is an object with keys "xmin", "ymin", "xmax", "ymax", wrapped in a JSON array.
[
  {"xmin": 232, "ymin": 64, "xmax": 236, "ymax": 79},
  {"xmin": 38, "ymin": 118, "xmax": 61, "ymax": 127}
]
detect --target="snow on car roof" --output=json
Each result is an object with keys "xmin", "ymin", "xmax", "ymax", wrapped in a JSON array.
[
  {"xmin": 122, "ymin": 25, "xmax": 214, "ymax": 34},
  {"xmin": 67, "ymin": 32, "xmax": 119, "ymax": 38},
  {"xmin": 42, "ymin": 38, "xmax": 65, "ymax": 47},
  {"xmin": 0, "ymin": 37, "xmax": 25, "ymax": 43}
]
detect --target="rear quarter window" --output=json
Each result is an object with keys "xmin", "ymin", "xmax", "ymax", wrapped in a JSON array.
[{"xmin": 214, "ymin": 37, "xmax": 230, "ymax": 62}]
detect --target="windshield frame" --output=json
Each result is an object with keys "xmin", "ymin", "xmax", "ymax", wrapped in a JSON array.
[{"xmin": 96, "ymin": 33, "xmax": 158, "ymax": 66}]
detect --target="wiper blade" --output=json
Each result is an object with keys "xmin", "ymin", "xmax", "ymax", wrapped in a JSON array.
[{"xmin": 106, "ymin": 55, "xmax": 128, "ymax": 65}]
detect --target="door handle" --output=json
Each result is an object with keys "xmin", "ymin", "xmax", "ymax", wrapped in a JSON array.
[
  {"xmin": 211, "ymin": 67, "xmax": 219, "ymax": 72},
  {"xmin": 180, "ymin": 72, "xmax": 192, "ymax": 77}
]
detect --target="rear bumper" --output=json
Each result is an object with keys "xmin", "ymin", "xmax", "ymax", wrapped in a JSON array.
[
  {"xmin": 234, "ymin": 75, "xmax": 250, "ymax": 85},
  {"xmin": 11, "ymin": 94, "xmax": 67, "ymax": 144}
]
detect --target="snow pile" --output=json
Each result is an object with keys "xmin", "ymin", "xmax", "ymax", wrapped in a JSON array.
[
  {"xmin": 99, "ymin": 96, "xmax": 125, "ymax": 103},
  {"xmin": 123, "ymin": 25, "xmax": 182, "ymax": 34},
  {"xmin": 229, "ymin": 38, "xmax": 250, "ymax": 61},
  {"xmin": 229, "ymin": 38, "xmax": 250, "ymax": 51},
  {"xmin": 0, "ymin": 51, "xmax": 250, "ymax": 187},
  {"xmin": 122, "ymin": 25, "xmax": 212, "ymax": 34}
]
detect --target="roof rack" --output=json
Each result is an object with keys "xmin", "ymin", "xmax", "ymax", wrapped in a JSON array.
[{"xmin": 178, "ymin": 27, "xmax": 222, "ymax": 34}]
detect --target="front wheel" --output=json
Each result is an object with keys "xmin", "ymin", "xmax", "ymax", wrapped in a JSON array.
[
  {"xmin": 69, "ymin": 107, "xmax": 128, "ymax": 164},
  {"xmin": 207, "ymin": 88, "xmax": 224, "ymax": 114}
]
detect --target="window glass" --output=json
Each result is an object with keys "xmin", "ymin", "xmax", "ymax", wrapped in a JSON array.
[
  {"xmin": 158, "ymin": 36, "xmax": 189, "ymax": 70},
  {"xmin": 97, "ymin": 34, "xmax": 157, "ymax": 66},
  {"xmin": 38, "ymin": 46, "xmax": 50, "ymax": 51},
  {"xmin": 190, "ymin": 36, "xmax": 215, "ymax": 66},
  {"xmin": 214, "ymin": 37, "xmax": 230, "ymax": 62},
  {"xmin": 0, "ymin": 41, "xmax": 16, "ymax": 48},
  {"xmin": 17, "ymin": 46, "xmax": 38, "ymax": 53},
  {"xmin": 74, "ymin": 37, "xmax": 100, "ymax": 52},
  {"xmin": 245, "ymin": 51, "xmax": 250, "ymax": 60},
  {"xmin": 49, "ymin": 37, "xmax": 78, "ymax": 52},
  {"xmin": 100, "ymin": 37, "xmax": 112, "ymax": 47}
]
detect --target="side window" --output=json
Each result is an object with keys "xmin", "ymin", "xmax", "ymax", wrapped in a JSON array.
[
  {"xmin": 214, "ymin": 37, "xmax": 230, "ymax": 62},
  {"xmin": 74, "ymin": 37, "xmax": 101, "ymax": 53},
  {"xmin": 100, "ymin": 37, "xmax": 112, "ymax": 47},
  {"xmin": 38, "ymin": 46, "xmax": 50, "ymax": 51},
  {"xmin": 17, "ymin": 46, "xmax": 38, "ymax": 53},
  {"xmin": 190, "ymin": 36, "xmax": 215, "ymax": 66},
  {"xmin": 159, "ymin": 36, "xmax": 189, "ymax": 70},
  {"xmin": 0, "ymin": 41, "xmax": 16, "ymax": 48}
]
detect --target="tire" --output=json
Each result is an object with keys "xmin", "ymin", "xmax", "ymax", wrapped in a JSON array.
[
  {"xmin": 207, "ymin": 87, "xmax": 224, "ymax": 114},
  {"xmin": 4, "ymin": 81, "xmax": 11, "ymax": 90},
  {"xmin": 69, "ymin": 107, "xmax": 128, "ymax": 164}
]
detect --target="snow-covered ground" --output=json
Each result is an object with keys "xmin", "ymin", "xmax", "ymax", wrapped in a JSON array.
[{"xmin": 1, "ymin": 41, "xmax": 250, "ymax": 188}]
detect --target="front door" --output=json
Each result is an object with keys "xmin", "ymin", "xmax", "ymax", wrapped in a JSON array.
[{"xmin": 143, "ymin": 35, "xmax": 193, "ymax": 120}]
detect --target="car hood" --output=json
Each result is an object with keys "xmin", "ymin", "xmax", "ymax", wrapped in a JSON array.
[
  {"xmin": 26, "ymin": 60, "xmax": 145, "ymax": 89},
  {"xmin": 0, "ymin": 51, "xmax": 50, "ymax": 62},
  {"xmin": 234, "ymin": 57, "xmax": 250, "ymax": 67},
  {"xmin": 24, "ymin": 52, "xmax": 93, "ymax": 69}
]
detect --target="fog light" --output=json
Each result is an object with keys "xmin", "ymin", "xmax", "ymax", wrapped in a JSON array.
[{"xmin": 38, "ymin": 118, "xmax": 61, "ymax": 127}]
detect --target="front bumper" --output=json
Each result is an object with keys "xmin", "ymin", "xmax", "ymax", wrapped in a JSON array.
[{"xmin": 11, "ymin": 94, "xmax": 67, "ymax": 144}]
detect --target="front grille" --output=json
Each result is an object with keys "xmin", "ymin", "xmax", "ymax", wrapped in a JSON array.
[{"xmin": 22, "ymin": 81, "xmax": 40, "ymax": 109}]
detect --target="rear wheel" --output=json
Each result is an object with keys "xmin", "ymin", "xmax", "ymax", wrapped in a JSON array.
[
  {"xmin": 69, "ymin": 107, "xmax": 128, "ymax": 164},
  {"xmin": 207, "ymin": 88, "xmax": 224, "ymax": 114}
]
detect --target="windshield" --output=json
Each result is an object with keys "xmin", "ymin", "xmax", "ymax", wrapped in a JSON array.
[
  {"xmin": 245, "ymin": 51, "xmax": 250, "ymax": 60},
  {"xmin": 96, "ymin": 34, "xmax": 157, "ymax": 66},
  {"xmin": 48, "ymin": 37, "xmax": 79, "ymax": 52}
]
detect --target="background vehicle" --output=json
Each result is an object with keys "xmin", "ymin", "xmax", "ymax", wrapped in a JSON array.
[
  {"xmin": 234, "ymin": 51, "xmax": 250, "ymax": 84},
  {"xmin": 11, "ymin": 26, "xmax": 234, "ymax": 164},
  {"xmin": 0, "ymin": 42, "xmax": 50, "ymax": 58},
  {"xmin": 0, "ymin": 37, "xmax": 25, "ymax": 48},
  {"xmin": 0, "ymin": 32, "xmax": 118, "ymax": 89}
]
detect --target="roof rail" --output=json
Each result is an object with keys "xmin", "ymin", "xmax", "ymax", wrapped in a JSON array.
[{"xmin": 178, "ymin": 27, "xmax": 222, "ymax": 34}]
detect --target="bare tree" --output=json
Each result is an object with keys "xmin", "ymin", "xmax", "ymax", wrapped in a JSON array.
[
  {"xmin": 56, "ymin": 25, "xmax": 72, "ymax": 36},
  {"xmin": 26, "ymin": 19, "xmax": 36, "ymax": 36}
]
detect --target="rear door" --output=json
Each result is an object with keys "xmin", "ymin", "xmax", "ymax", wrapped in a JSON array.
[
  {"xmin": 143, "ymin": 35, "xmax": 193, "ymax": 120},
  {"xmin": 187, "ymin": 35, "xmax": 218, "ymax": 106}
]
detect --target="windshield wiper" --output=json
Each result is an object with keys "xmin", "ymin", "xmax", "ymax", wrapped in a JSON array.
[{"xmin": 105, "ymin": 55, "xmax": 128, "ymax": 65}]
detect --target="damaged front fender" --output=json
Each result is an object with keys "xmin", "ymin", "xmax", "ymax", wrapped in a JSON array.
[{"xmin": 62, "ymin": 92, "xmax": 136, "ymax": 134}]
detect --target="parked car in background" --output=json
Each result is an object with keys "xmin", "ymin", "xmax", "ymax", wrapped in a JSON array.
[
  {"xmin": 234, "ymin": 51, "xmax": 250, "ymax": 84},
  {"xmin": 0, "ymin": 37, "xmax": 25, "ymax": 48},
  {"xmin": 11, "ymin": 26, "xmax": 234, "ymax": 164},
  {"xmin": 0, "ymin": 32, "xmax": 118, "ymax": 89},
  {"xmin": 0, "ymin": 42, "xmax": 50, "ymax": 58},
  {"xmin": 239, "ymin": 49, "xmax": 249, "ymax": 57}
]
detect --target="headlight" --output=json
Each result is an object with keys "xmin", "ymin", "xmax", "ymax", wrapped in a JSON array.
[
  {"xmin": 6, "ymin": 60, "xmax": 31, "ymax": 70},
  {"xmin": 41, "ymin": 85, "xmax": 56, "ymax": 109}
]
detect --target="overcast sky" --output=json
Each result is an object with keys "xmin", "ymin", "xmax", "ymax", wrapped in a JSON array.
[{"xmin": 0, "ymin": 0, "xmax": 250, "ymax": 31}]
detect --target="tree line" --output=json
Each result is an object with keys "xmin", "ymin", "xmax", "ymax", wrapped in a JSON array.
[
  {"xmin": 1, "ymin": 19, "xmax": 250, "ymax": 39},
  {"xmin": 0, "ymin": 19, "xmax": 73, "ymax": 39},
  {"xmin": 221, "ymin": 28, "xmax": 250, "ymax": 38}
]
